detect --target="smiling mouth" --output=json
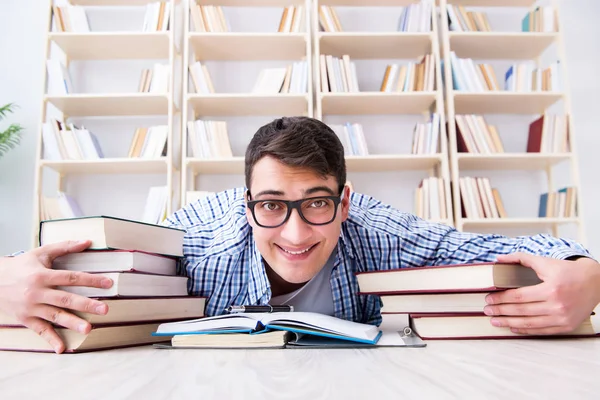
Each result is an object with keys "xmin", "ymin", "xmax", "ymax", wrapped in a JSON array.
[{"xmin": 277, "ymin": 243, "xmax": 318, "ymax": 255}]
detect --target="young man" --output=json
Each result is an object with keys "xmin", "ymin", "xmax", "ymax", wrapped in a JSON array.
[{"xmin": 1, "ymin": 116, "xmax": 599, "ymax": 354}]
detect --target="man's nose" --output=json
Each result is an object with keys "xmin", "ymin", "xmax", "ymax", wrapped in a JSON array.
[{"xmin": 280, "ymin": 208, "xmax": 312, "ymax": 244}]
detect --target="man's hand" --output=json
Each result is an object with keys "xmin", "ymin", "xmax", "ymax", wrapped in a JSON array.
[
  {"xmin": 0, "ymin": 240, "xmax": 113, "ymax": 353},
  {"xmin": 484, "ymin": 252, "xmax": 600, "ymax": 335}
]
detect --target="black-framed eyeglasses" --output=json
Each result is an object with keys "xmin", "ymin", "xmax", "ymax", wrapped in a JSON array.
[{"xmin": 246, "ymin": 191, "xmax": 343, "ymax": 228}]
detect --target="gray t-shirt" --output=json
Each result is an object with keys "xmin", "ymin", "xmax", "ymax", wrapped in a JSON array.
[{"xmin": 269, "ymin": 251, "xmax": 336, "ymax": 316}]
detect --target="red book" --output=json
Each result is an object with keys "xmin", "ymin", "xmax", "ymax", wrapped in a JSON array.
[{"xmin": 356, "ymin": 262, "xmax": 542, "ymax": 295}]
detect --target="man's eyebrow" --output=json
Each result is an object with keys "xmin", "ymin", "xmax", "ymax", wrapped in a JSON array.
[
  {"xmin": 304, "ymin": 186, "xmax": 336, "ymax": 196},
  {"xmin": 253, "ymin": 186, "xmax": 335, "ymax": 199},
  {"xmin": 253, "ymin": 190, "xmax": 285, "ymax": 198}
]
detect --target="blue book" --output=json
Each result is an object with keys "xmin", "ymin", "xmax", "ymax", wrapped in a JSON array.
[
  {"xmin": 538, "ymin": 192, "xmax": 548, "ymax": 217},
  {"xmin": 152, "ymin": 311, "xmax": 383, "ymax": 348}
]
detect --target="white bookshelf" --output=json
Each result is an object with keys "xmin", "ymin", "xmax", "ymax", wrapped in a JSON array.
[
  {"xmin": 314, "ymin": 0, "xmax": 453, "ymax": 224},
  {"xmin": 440, "ymin": 0, "xmax": 586, "ymax": 242},
  {"xmin": 31, "ymin": 0, "xmax": 181, "ymax": 247},
  {"xmin": 180, "ymin": 0, "xmax": 313, "ymax": 206}
]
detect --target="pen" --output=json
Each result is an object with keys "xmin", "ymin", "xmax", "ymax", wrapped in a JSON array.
[{"xmin": 225, "ymin": 305, "xmax": 294, "ymax": 313}]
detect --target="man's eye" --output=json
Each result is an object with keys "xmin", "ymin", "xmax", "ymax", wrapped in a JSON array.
[
  {"xmin": 310, "ymin": 200, "xmax": 327, "ymax": 208},
  {"xmin": 261, "ymin": 202, "xmax": 281, "ymax": 211}
]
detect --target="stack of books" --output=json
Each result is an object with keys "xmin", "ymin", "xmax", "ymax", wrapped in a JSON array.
[
  {"xmin": 0, "ymin": 216, "xmax": 206, "ymax": 353},
  {"xmin": 356, "ymin": 262, "xmax": 599, "ymax": 339}
]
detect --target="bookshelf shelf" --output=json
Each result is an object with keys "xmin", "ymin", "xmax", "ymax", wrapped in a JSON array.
[
  {"xmin": 320, "ymin": 92, "xmax": 436, "ymax": 115},
  {"xmin": 45, "ymin": 94, "xmax": 170, "ymax": 117},
  {"xmin": 189, "ymin": 33, "xmax": 308, "ymax": 61},
  {"xmin": 453, "ymin": 92, "xmax": 563, "ymax": 115},
  {"xmin": 445, "ymin": 0, "xmax": 536, "ymax": 6},
  {"xmin": 70, "ymin": 0, "xmax": 181, "ymax": 5},
  {"xmin": 187, "ymin": 158, "xmax": 244, "ymax": 174},
  {"xmin": 320, "ymin": 0, "xmax": 418, "ymax": 6},
  {"xmin": 319, "ymin": 33, "xmax": 432, "ymax": 59},
  {"xmin": 188, "ymin": 94, "xmax": 309, "ymax": 117},
  {"xmin": 194, "ymin": 0, "xmax": 302, "ymax": 5},
  {"xmin": 345, "ymin": 155, "xmax": 444, "ymax": 172},
  {"xmin": 457, "ymin": 153, "xmax": 572, "ymax": 170},
  {"xmin": 41, "ymin": 159, "xmax": 169, "ymax": 174},
  {"xmin": 49, "ymin": 32, "xmax": 171, "ymax": 60},
  {"xmin": 462, "ymin": 218, "xmax": 580, "ymax": 229},
  {"xmin": 448, "ymin": 32, "xmax": 557, "ymax": 60}
]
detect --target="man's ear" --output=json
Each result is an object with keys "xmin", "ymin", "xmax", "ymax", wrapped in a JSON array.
[
  {"xmin": 340, "ymin": 185, "xmax": 350, "ymax": 222},
  {"xmin": 244, "ymin": 190, "xmax": 255, "ymax": 227}
]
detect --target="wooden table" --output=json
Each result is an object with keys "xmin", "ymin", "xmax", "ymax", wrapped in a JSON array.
[{"xmin": 1, "ymin": 339, "xmax": 600, "ymax": 399}]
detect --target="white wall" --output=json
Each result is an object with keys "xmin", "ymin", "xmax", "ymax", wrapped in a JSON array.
[{"xmin": 1, "ymin": 0, "xmax": 599, "ymax": 257}]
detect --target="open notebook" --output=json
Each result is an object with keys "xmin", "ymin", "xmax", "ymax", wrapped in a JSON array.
[{"xmin": 152, "ymin": 311, "xmax": 426, "ymax": 349}]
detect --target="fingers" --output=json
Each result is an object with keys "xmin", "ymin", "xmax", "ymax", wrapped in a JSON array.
[
  {"xmin": 30, "ymin": 304, "xmax": 92, "ymax": 335},
  {"xmin": 484, "ymin": 301, "xmax": 549, "ymax": 317},
  {"xmin": 43, "ymin": 269, "xmax": 113, "ymax": 289},
  {"xmin": 485, "ymin": 284, "xmax": 547, "ymax": 305},
  {"xmin": 32, "ymin": 240, "xmax": 92, "ymax": 266},
  {"xmin": 490, "ymin": 315, "xmax": 557, "ymax": 331},
  {"xmin": 495, "ymin": 252, "xmax": 538, "ymax": 268},
  {"xmin": 39, "ymin": 288, "xmax": 109, "ymax": 315},
  {"xmin": 21, "ymin": 317, "xmax": 65, "ymax": 354}
]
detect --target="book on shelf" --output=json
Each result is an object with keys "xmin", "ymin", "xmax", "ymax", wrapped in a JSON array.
[
  {"xmin": 143, "ymin": 1, "xmax": 171, "ymax": 32},
  {"xmin": 46, "ymin": 59, "xmax": 73, "ymax": 95},
  {"xmin": 414, "ymin": 177, "xmax": 447, "ymax": 221},
  {"xmin": 411, "ymin": 113, "xmax": 440, "ymax": 155},
  {"xmin": 522, "ymin": 6, "xmax": 557, "ymax": 33},
  {"xmin": 380, "ymin": 54, "xmax": 435, "ymax": 93},
  {"xmin": 39, "ymin": 215, "xmax": 185, "ymax": 257},
  {"xmin": 504, "ymin": 61, "xmax": 562, "ymax": 92},
  {"xmin": 251, "ymin": 63, "xmax": 308, "ymax": 95},
  {"xmin": 142, "ymin": 186, "xmax": 169, "ymax": 225},
  {"xmin": 449, "ymin": 52, "xmax": 500, "ymax": 91},
  {"xmin": 152, "ymin": 311, "xmax": 426, "ymax": 349},
  {"xmin": 127, "ymin": 126, "xmax": 168, "ymax": 159},
  {"xmin": 320, "ymin": 54, "xmax": 359, "ymax": 93},
  {"xmin": 396, "ymin": 1, "xmax": 433, "ymax": 33},
  {"xmin": 138, "ymin": 64, "xmax": 170, "ymax": 94},
  {"xmin": 42, "ymin": 119, "xmax": 105, "ymax": 161},
  {"xmin": 188, "ymin": 61, "xmax": 216, "ymax": 94},
  {"xmin": 318, "ymin": 6, "xmax": 342, "ymax": 33},
  {"xmin": 538, "ymin": 187, "xmax": 577, "ymax": 218},
  {"xmin": 186, "ymin": 119, "xmax": 233, "ymax": 158},
  {"xmin": 454, "ymin": 114, "xmax": 504, "ymax": 154},
  {"xmin": 526, "ymin": 113, "xmax": 570, "ymax": 153},
  {"xmin": 329, "ymin": 122, "xmax": 368, "ymax": 156},
  {"xmin": 41, "ymin": 192, "xmax": 84, "ymax": 221},
  {"xmin": 459, "ymin": 176, "xmax": 506, "ymax": 219},
  {"xmin": 446, "ymin": 5, "xmax": 491, "ymax": 32},
  {"xmin": 277, "ymin": 5, "xmax": 305, "ymax": 33},
  {"xmin": 52, "ymin": 4, "xmax": 90, "ymax": 33},
  {"xmin": 189, "ymin": 4, "xmax": 229, "ymax": 32},
  {"xmin": 356, "ymin": 261, "xmax": 540, "ymax": 295}
]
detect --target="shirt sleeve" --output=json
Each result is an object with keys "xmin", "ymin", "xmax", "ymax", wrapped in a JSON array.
[{"xmin": 399, "ymin": 215, "xmax": 594, "ymax": 267}]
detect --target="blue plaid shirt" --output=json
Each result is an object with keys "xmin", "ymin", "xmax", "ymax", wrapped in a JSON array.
[{"xmin": 165, "ymin": 187, "xmax": 591, "ymax": 325}]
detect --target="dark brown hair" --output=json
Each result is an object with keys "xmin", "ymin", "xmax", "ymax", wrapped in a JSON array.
[{"xmin": 245, "ymin": 116, "xmax": 346, "ymax": 193}]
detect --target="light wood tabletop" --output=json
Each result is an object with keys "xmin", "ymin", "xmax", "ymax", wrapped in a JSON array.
[{"xmin": 1, "ymin": 338, "xmax": 600, "ymax": 399}]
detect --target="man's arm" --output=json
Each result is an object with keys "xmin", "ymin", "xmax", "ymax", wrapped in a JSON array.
[{"xmin": 399, "ymin": 216, "xmax": 592, "ymax": 266}]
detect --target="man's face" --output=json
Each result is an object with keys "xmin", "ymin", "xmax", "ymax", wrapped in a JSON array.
[{"xmin": 246, "ymin": 156, "xmax": 350, "ymax": 284}]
